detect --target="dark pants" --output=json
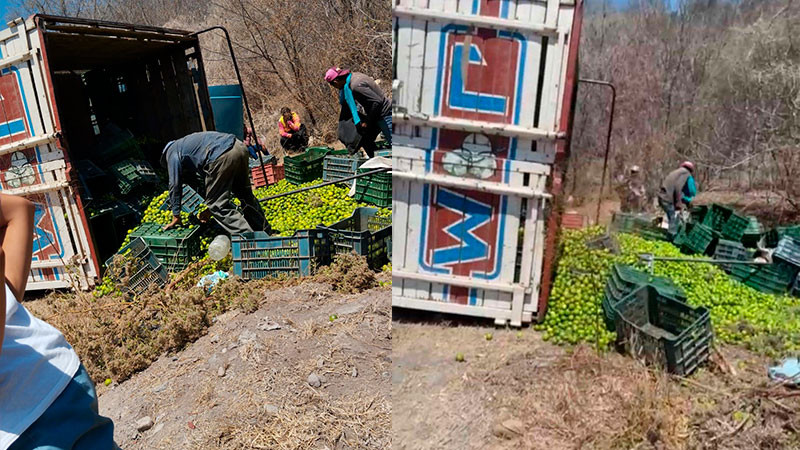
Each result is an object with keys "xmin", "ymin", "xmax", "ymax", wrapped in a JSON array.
[
  {"xmin": 377, "ymin": 115, "xmax": 391, "ymax": 145},
  {"xmin": 9, "ymin": 364, "xmax": 119, "ymax": 450},
  {"xmin": 280, "ymin": 124, "xmax": 309, "ymax": 151},
  {"xmin": 658, "ymin": 198, "xmax": 678, "ymax": 240},
  {"xmin": 360, "ymin": 115, "xmax": 392, "ymax": 157},
  {"xmin": 204, "ymin": 140, "xmax": 270, "ymax": 235}
]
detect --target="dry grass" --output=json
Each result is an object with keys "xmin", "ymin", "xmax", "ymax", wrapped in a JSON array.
[
  {"xmin": 393, "ymin": 323, "xmax": 800, "ymax": 450},
  {"xmin": 208, "ymin": 391, "xmax": 390, "ymax": 450},
  {"xmin": 25, "ymin": 255, "xmax": 378, "ymax": 385},
  {"xmin": 316, "ymin": 253, "xmax": 378, "ymax": 294}
]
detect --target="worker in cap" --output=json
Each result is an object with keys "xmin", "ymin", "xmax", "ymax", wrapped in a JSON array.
[
  {"xmin": 324, "ymin": 66, "xmax": 391, "ymax": 157},
  {"xmin": 657, "ymin": 161, "xmax": 697, "ymax": 240},
  {"xmin": 616, "ymin": 165, "xmax": 647, "ymax": 213},
  {"xmin": 160, "ymin": 131, "xmax": 270, "ymax": 236}
]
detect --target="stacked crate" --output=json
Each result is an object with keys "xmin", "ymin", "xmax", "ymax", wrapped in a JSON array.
[{"xmin": 614, "ymin": 285, "xmax": 712, "ymax": 376}]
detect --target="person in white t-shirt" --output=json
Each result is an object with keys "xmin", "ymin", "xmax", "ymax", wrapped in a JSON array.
[{"xmin": 0, "ymin": 193, "xmax": 117, "ymax": 450}]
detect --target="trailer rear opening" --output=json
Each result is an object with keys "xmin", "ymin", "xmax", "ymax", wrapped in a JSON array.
[{"xmin": 0, "ymin": 16, "xmax": 215, "ymax": 290}]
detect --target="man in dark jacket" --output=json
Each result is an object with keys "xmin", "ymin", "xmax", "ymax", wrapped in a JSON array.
[
  {"xmin": 160, "ymin": 131, "xmax": 269, "ymax": 235},
  {"xmin": 324, "ymin": 67, "xmax": 391, "ymax": 157},
  {"xmin": 658, "ymin": 161, "xmax": 697, "ymax": 239}
]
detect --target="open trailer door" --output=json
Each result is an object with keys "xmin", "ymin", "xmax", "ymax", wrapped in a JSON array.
[{"xmin": 0, "ymin": 17, "xmax": 96, "ymax": 290}]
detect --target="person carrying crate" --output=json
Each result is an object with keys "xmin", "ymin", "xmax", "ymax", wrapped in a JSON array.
[
  {"xmin": 0, "ymin": 193, "xmax": 120, "ymax": 449},
  {"xmin": 324, "ymin": 67, "xmax": 391, "ymax": 158},
  {"xmin": 658, "ymin": 161, "xmax": 697, "ymax": 240},
  {"xmin": 161, "ymin": 131, "xmax": 270, "ymax": 236}
]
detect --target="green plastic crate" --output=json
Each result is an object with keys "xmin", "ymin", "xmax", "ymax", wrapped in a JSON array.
[
  {"xmin": 130, "ymin": 222, "xmax": 203, "ymax": 273},
  {"xmin": 614, "ymin": 285, "xmax": 713, "ymax": 376},
  {"xmin": 773, "ymin": 237, "xmax": 800, "ymax": 270},
  {"xmin": 105, "ymin": 237, "xmax": 169, "ymax": 296},
  {"xmin": 672, "ymin": 222, "xmax": 694, "ymax": 247},
  {"xmin": 720, "ymin": 212, "xmax": 748, "ymax": 241},
  {"xmin": 681, "ymin": 223, "xmax": 717, "ymax": 255},
  {"xmin": 611, "ymin": 212, "xmax": 658, "ymax": 234},
  {"xmin": 322, "ymin": 155, "xmax": 367, "ymax": 184},
  {"xmin": 729, "ymin": 262, "xmax": 796, "ymax": 295},
  {"xmin": 586, "ymin": 234, "xmax": 620, "ymax": 254},
  {"xmin": 741, "ymin": 216, "xmax": 764, "ymax": 248},
  {"xmin": 701, "ymin": 204, "xmax": 734, "ymax": 232},
  {"xmin": 601, "ymin": 264, "xmax": 685, "ymax": 331},
  {"xmin": 689, "ymin": 205, "xmax": 708, "ymax": 224},
  {"xmin": 109, "ymin": 159, "xmax": 158, "ymax": 195},
  {"xmin": 231, "ymin": 229, "xmax": 331, "ymax": 279},
  {"xmin": 375, "ymin": 140, "xmax": 391, "ymax": 157},
  {"xmin": 318, "ymin": 207, "xmax": 391, "ymax": 270},
  {"xmin": 764, "ymin": 226, "xmax": 800, "ymax": 248},
  {"xmin": 355, "ymin": 169, "xmax": 391, "ymax": 208},
  {"xmin": 158, "ymin": 185, "xmax": 205, "ymax": 215},
  {"xmin": 285, "ymin": 147, "xmax": 348, "ymax": 185},
  {"xmin": 634, "ymin": 225, "xmax": 669, "ymax": 242},
  {"xmin": 713, "ymin": 239, "xmax": 748, "ymax": 273}
]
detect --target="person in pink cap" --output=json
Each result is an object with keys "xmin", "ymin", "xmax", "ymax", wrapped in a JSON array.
[{"xmin": 324, "ymin": 67, "xmax": 391, "ymax": 157}]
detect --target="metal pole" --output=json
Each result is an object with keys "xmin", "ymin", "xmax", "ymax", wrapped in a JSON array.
[
  {"xmin": 637, "ymin": 253, "xmax": 770, "ymax": 274},
  {"xmin": 191, "ymin": 26, "xmax": 270, "ymax": 186},
  {"xmin": 257, "ymin": 168, "xmax": 391, "ymax": 203},
  {"xmin": 578, "ymin": 79, "xmax": 616, "ymax": 225}
]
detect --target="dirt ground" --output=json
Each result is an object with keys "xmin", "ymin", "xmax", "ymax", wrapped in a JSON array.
[
  {"xmin": 392, "ymin": 311, "xmax": 800, "ymax": 450},
  {"xmin": 98, "ymin": 281, "xmax": 391, "ymax": 449}
]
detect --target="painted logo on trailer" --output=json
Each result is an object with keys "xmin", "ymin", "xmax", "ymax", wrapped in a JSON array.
[
  {"xmin": 421, "ymin": 131, "xmax": 511, "ymax": 304},
  {"xmin": 0, "ymin": 69, "xmax": 30, "ymax": 147},
  {"xmin": 33, "ymin": 201, "xmax": 56, "ymax": 254},
  {"xmin": 419, "ymin": 23, "xmax": 528, "ymax": 304},
  {"xmin": 439, "ymin": 28, "xmax": 524, "ymax": 125}
]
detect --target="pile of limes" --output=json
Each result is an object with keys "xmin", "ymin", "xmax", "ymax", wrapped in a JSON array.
[
  {"xmin": 254, "ymin": 179, "xmax": 391, "ymax": 237},
  {"xmin": 538, "ymin": 227, "xmax": 800, "ymax": 356},
  {"xmin": 114, "ymin": 181, "xmax": 391, "ymax": 257}
]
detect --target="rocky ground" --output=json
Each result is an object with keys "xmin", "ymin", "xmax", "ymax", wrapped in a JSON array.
[{"xmin": 98, "ymin": 282, "xmax": 391, "ymax": 449}]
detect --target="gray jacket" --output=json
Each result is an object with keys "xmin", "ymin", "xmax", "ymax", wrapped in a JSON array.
[
  {"xmin": 658, "ymin": 167, "xmax": 691, "ymax": 206},
  {"xmin": 339, "ymin": 72, "xmax": 391, "ymax": 123}
]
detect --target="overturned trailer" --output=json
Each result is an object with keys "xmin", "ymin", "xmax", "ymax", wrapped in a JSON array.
[
  {"xmin": 392, "ymin": 0, "xmax": 584, "ymax": 325},
  {"xmin": 0, "ymin": 15, "xmax": 217, "ymax": 290}
]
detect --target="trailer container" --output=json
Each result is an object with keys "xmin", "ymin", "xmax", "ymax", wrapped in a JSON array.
[
  {"xmin": 392, "ymin": 0, "xmax": 584, "ymax": 325},
  {"xmin": 0, "ymin": 15, "xmax": 216, "ymax": 290}
]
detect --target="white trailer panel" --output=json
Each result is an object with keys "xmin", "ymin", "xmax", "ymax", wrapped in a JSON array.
[{"xmin": 392, "ymin": 0, "xmax": 584, "ymax": 324}]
